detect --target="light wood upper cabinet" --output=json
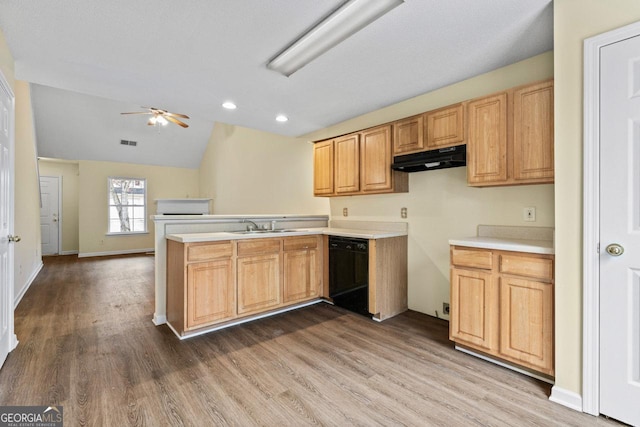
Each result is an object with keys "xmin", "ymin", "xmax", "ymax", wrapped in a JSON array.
[
  {"xmin": 314, "ymin": 127, "xmax": 407, "ymax": 197},
  {"xmin": 393, "ymin": 114, "xmax": 424, "ymax": 155},
  {"xmin": 467, "ymin": 93, "xmax": 509, "ymax": 185},
  {"xmin": 450, "ymin": 245, "xmax": 555, "ymax": 376},
  {"xmin": 313, "ymin": 140, "xmax": 334, "ymax": 196},
  {"xmin": 361, "ymin": 125, "xmax": 393, "ymax": 192},
  {"xmin": 334, "ymin": 133, "xmax": 360, "ymax": 194},
  {"xmin": 512, "ymin": 80, "xmax": 554, "ymax": 182},
  {"xmin": 425, "ymin": 103, "xmax": 465, "ymax": 150},
  {"xmin": 467, "ymin": 79, "xmax": 554, "ymax": 187}
]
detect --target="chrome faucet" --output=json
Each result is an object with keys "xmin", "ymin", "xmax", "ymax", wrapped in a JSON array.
[{"xmin": 243, "ymin": 219, "xmax": 260, "ymax": 231}]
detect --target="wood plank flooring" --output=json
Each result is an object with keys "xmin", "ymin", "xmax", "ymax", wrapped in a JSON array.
[{"xmin": 0, "ymin": 254, "xmax": 622, "ymax": 426}]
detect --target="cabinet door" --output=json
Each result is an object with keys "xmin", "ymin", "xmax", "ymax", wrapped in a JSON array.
[
  {"xmin": 512, "ymin": 80, "xmax": 554, "ymax": 182},
  {"xmin": 334, "ymin": 133, "xmax": 360, "ymax": 194},
  {"xmin": 313, "ymin": 140, "xmax": 334, "ymax": 196},
  {"xmin": 467, "ymin": 93, "xmax": 508, "ymax": 186},
  {"xmin": 283, "ymin": 249, "xmax": 319, "ymax": 303},
  {"xmin": 237, "ymin": 253, "xmax": 281, "ymax": 315},
  {"xmin": 186, "ymin": 259, "xmax": 235, "ymax": 329},
  {"xmin": 499, "ymin": 276, "xmax": 554, "ymax": 375},
  {"xmin": 450, "ymin": 267, "xmax": 499, "ymax": 351},
  {"xmin": 360, "ymin": 125, "xmax": 393, "ymax": 192},
  {"xmin": 393, "ymin": 114, "xmax": 424, "ymax": 155},
  {"xmin": 425, "ymin": 103, "xmax": 465, "ymax": 149}
]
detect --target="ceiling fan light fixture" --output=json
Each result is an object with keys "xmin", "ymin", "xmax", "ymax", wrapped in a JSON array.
[
  {"xmin": 267, "ymin": 0, "xmax": 403, "ymax": 77},
  {"xmin": 156, "ymin": 115, "xmax": 168, "ymax": 126},
  {"xmin": 148, "ymin": 116, "xmax": 157, "ymax": 125}
]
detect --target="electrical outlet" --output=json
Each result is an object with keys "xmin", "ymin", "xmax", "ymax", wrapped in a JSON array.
[
  {"xmin": 524, "ymin": 207, "xmax": 536, "ymax": 222},
  {"xmin": 443, "ymin": 302, "xmax": 450, "ymax": 315},
  {"xmin": 401, "ymin": 207, "xmax": 407, "ymax": 218},
  {"xmin": 343, "ymin": 208, "xmax": 348, "ymax": 217}
]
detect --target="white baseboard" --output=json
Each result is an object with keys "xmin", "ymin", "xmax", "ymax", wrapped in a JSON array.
[
  {"xmin": 78, "ymin": 248, "xmax": 154, "ymax": 258},
  {"xmin": 14, "ymin": 260, "xmax": 43, "ymax": 308},
  {"xmin": 549, "ymin": 386, "xmax": 583, "ymax": 412},
  {"xmin": 153, "ymin": 314, "xmax": 167, "ymax": 326},
  {"xmin": 60, "ymin": 250, "xmax": 79, "ymax": 255}
]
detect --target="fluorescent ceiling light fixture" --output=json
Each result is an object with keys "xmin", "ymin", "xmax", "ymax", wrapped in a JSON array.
[
  {"xmin": 275, "ymin": 115, "xmax": 288, "ymax": 122},
  {"xmin": 222, "ymin": 101, "xmax": 237, "ymax": 110},
  {"xmin": 267, "ymin": 0, "xmax": 403, "ymax": 77}
]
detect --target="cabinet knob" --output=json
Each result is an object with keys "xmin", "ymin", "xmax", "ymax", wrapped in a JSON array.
[{"xmin": 8, "ymin": 235, "xmax": 21, "ymax": 243}]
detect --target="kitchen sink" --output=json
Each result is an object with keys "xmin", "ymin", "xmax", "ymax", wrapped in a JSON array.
[{"xmin": 230, "ymin": 229, "xmax": 302, "ymax": 234}]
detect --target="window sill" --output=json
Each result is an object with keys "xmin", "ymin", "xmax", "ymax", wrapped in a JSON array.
[{"xmin": 106, "ymin": 231, "xmax": 149, "ymax": 236}]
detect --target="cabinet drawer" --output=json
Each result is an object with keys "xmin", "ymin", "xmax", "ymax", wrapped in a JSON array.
[
  {"xmin": 499, "ymin": 254, "xmax": 553, "ymax": 281},
  {"xmin": 187, "ymin": 241, "xmax": 233, "ymax": 262},
  {"xmin": 283, "ymin": 236, "xmax": 318, "ymax": 251},
  {"xmin": 451, "ymin": 247, "xmax": 492, "ymax": 270},
  {"xmin": 237, "ymin": 239, "xmax": 281, "ymax": 256}
]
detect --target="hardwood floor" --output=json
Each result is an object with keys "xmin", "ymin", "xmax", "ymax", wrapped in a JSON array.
[{"xmin": 0, "ymin": 255, "xmax": 621, "ymax": 426}]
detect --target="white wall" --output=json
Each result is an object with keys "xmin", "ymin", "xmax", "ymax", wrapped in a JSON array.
[
  {"xmin": 199, "ymin": 122, "xmax": 329, "ymax": 215},
  {"xmin": 304, "ymin": 52, "xmax": 555, "ymax": 319}
]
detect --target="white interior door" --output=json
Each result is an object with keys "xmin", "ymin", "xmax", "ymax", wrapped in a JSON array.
[
  {"xmin": 600, "ymin": 34, "xmax": 640, "ymax": 426},
  {"xmin": 0, "ymin": 72, "xmax": 16, "ymax": 370},
  {"xmin": 39, "ymin": 176, "xmax": 59, "ymax": 255}
]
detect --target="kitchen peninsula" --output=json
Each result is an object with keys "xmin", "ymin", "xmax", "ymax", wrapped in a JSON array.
[{"xmin": 153, "ymin": 215, "xmax": 408, "ymax": 338}]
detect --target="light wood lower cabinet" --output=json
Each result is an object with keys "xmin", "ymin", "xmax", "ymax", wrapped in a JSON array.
[
  {"xmin": 167, "ymin": 239, "xmax": 236, "ymax": 333},
  {"xmin": 167, "ymin": 236, "xmax": 324, "ymax": 336},
  {"xmin": 450, "ymin": 245, "xmax": 554, "ymax": 376},
  {"xmin": 283, "ymin": 236, "xmax": 321, "ymax": 303}
]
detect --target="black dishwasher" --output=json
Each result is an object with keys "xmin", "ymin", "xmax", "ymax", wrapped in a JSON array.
[{"xmin": 329, "ymin": 236, "xmax": 369, "ymax": 317}]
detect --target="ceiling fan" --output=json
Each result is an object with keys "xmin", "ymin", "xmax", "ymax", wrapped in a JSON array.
[{"xmin": 121, "ymin": 107, "xmax": 190, "ymax": 128}]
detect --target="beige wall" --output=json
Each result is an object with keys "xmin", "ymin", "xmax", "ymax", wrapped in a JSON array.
[
  {"xmin": 199, "ymin": 122, "xmax": 328, "ymax": 215},
  {"xmin": 78, "ymin": 160, "xmax": 199, "ymax": 256},
  {"xmin": 37, "ymin": 159, "xmax": 80, "ymax": 254},
  {"xmin": 303, "ymin": 51, "xmax": 555, "ymax": 319},
  {"xmin": 13, "ymin": 80, "xmax": 42, "ymax": 301},
  {"xmin": 554, "ymin": 0, "xmax": 640, "ymax": 397}
]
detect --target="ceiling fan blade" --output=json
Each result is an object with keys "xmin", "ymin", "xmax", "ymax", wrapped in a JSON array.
[
  {"xmin": 164, "ymin": 112, "xmax": 190, "ymax": 119},
  {"xmin": 165, "ymin": 115, "xmax": 189, "ymax": 128}
]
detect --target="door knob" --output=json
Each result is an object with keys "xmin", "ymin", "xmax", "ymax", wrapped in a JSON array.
[
  {"xmin": 8, "ymin": 235, "xmax": 21, "ymax": 243},
  {"xmin": 605, "ymin": 243, "xmax": 624, "ymax": 256}
]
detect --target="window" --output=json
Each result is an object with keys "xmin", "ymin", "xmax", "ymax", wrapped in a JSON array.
[{"xmin": 108, "ymin": 177, "xmax": 147, "ymax": 234}]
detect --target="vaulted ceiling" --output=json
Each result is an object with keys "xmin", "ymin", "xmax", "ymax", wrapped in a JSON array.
[{"xmin": 0, "ymin": 0, "xmax": 553, "ymax": 169}]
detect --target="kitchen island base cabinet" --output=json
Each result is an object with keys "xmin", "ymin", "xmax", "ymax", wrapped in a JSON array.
[
  {"xmin": 450, "ymin": 245, "xmax": 554, "ymax": 377},
  {"xmin": 167, "ymin": 235, "xmax": 325, "ymax": 337}
]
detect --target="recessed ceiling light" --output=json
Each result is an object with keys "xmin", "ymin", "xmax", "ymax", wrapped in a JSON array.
[
  {"xmin": 222, "ymin": 102, "xmax": 237, "ymax": 110},
  {"xmin": 276, "ymin": 115, "xmax": 288, "ymax": 122}
]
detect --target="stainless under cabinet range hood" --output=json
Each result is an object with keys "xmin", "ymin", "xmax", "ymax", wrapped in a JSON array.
[{"xmin": 391, "ymin": 144, "xmax": 466, "ymax": 173}]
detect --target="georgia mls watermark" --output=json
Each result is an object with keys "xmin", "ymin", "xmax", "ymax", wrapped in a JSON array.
[{"xmin": 0, "ymin": 406, "xmax": 63, "ymax": 427}]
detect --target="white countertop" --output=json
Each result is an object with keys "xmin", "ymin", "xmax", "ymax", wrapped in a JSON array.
[
  {"xmin": 167, "ymin": 227, "xmax": 407, "ymax": 243},
  {"xmin": 448, "ymin": 236, "xmax": 554, "ymax": 255},
  {"xmin": 449, "ymin": 225, "xmax": 555, "ymax": 255}
]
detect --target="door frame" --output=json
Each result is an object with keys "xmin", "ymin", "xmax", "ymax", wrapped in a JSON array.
[
  {"xmin": 40, "ymin": 175, "xmax": 62, "ymax": 255},
  {"xmin": 0, "ymin": 69, "xmax": 17, "ymax": 360},
  {"xmin": 582, "ymin": 20, "xmax": 640, "ymax": 416}
]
